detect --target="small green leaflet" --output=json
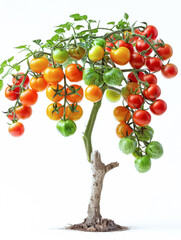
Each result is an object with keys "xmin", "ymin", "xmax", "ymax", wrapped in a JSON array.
[
  {"xmin": 1, "ymin": 60, "xmax": 7, "ymax": 68},
  {"xmin": 69, "ymin": 13, "xmax": 87, "ymax": 21},
  {"xmin": 107, "ymin": 22, "xmax": 115, "ymax": 25},
  {"xmin": 15, "ymin": 45, "xmax": 27, "ymax": 49},
  {"xmin": 75, "ymin": 25, "xmax": 84, "ymax": 30},
  {"xmin": 124, "ymin": 13, "xmax": 129, "ymax": 21},
  {"xmin": 0, "ymin": 80, "xmax": 3, "ymax": 91},
  {"xmin": 0, "ymin": 68, "xmax": 4, "ymax": 74},
  {"xmin": 55, "ymin": 28, "xmax": 65, "ymax": 34},
  {"xmin": 55, "ymin": 22, "xmax": 72, "ymax": 30},
  {"xmin": 51, "ymin": 34, "xmax": 59, "ymax": 41},
  {"xmin": 7, "ymin": 56, "xmax": 14, "ymax": 62}
]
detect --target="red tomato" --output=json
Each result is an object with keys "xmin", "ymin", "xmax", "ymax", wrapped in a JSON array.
[
  {"xmin": 7, "ymin": 111, "xmax": 19, "ymax": 121},
  {"xmin": 20, "ymin": 89, "xmax": 38, "ymax": 106},
  {"xmin": 12, "ymin": 72, "xmax": 29, "ymax": 87},
  {"xmin": 105, "ymin": 42, "xmax": 114, "ymax": 52},
  {"xmin": 128, "ymin": 72, "xmax": 144, "ymax": 83},
  {"xmin": 129, "ymin": 52, "xmax": 145, "ymax": 69},
  {"xmin": 143, "ymin": 84, "xmax": 161, "ymax": 101},
  {"xmin": 145, "ymin": 57, "xmax": 163, "ymax": 72},
  {"xmin": 8, "ymin": 122, "xmax": 24, "ymax": 137},
  {"xmin": 133, "ymin": 110, "xmax": 151, "ymax": 126},
  {"xmin": 143, "ymin": 25, "xmax": 158, "ymax": 40},
  {"xmin": 5, "ymin": 86, "xmax": 19, "ymax": 101},
  {"xmin": 128, "ymin": 94, "xmax": 144, "ymax": 109},
  {"xmin": 142, "ymin": 74, "xmax": 157, "ymax": 84},
  {"xmin": 65, "ymin": 64, "xmax": 83, "ymax": 82},
  {"xmin": 116, "ymin": 40, "xmax": 134, "ymax": 54},
  {"xmin": 161, "ymin": 64, "xmax": 178, "ymax": 78},
  {"xmin": 15, "ymin": 105, "xmax": 32, "ymax": 119},
  {"xmin": 150, "ymin": 99, "xmax": 167, "ymax": 115},
  {"xmin": 136, "ymin": 39, "xmax": 152, "ymax": 56},
  {"xmin": 157, "ymin": 44, "xmax": 173, "ymax": 60}
]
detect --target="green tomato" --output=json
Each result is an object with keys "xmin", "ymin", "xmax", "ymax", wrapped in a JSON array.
[
  {"xmin": 103, "ymin": 68, "xmax": 124, "ymax": 86},
  {"xmin": 93, "ymin": 38, "xmax": 106, "ymax": 49},
  {"xmin": 135, "ymin": 126, "xmax": 154, "ymax": 142},
  {"xmin": 106, "ymin": 89, "xmax": 121, "ymax": 102},
  {"xmin": 68, "ymin": 45, "xmax": 86, "ymax": 60},
  {"xmin": 135, "ymin": 155, "xmax": 151, "ymax": 173},
  {"xmin": 132, "ymin": 147, "xmax": 143, "ymax": 158},
  {"xmin": 53, "ymin": 49, "xmax": 69, "ymax": 63},
  {"xmin": 83, "ymin": 68, "xmax": 104, "ymax": 87},
  {"xmin": 145, "ymin": 141, "xmax": 163, "ymax": 159},
  {"xmin": 56, "ymin": 119, "xmax": 76, "ymax": 137},
  {"xmin": 119, "ymin": 137, "xmax": 137, "ymax": 154}
]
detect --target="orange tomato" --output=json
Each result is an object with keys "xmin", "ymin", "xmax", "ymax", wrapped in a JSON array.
[
  {"xmin": 66, "ymin": 84, "xmax": 84, "ymax": 103},
  {"xmin": 43, "ymin": 66, "xmax": 64, "ymax": 84},
  {"xmin": 46, "ymin": 84, "xmax": 64, "ymax": 102},
  {"xmin": 30, "ymin": 76, "xmax": 48, "ymax": 92},
  {"xmin": 65, "ymin": 64, "xmax": 83, "ymax": 82},
  {"xmin": 85, "ymin": 85, "xmax": 102, "ymax": 102},
  {"xmin": 110, "ymin": 47, "xmax": 131, "ymax": 65},
  {"xmin": 65, "ymin": 104, "xmax": 83, "ymax": 121},
  {"xmin": 20, "ymin": 89, "xmax": 38, "ymax": 107},
  {"xmin": 113, "ymin": 106, "xmax": 131, "ymax": 122},
  {"xmin": 122, "ymin": 82, "xmax": 140, "ymax": 101},
  {"xmin": 116, "ymin": 122, "xmax": 133, "ymax": 138},
  {"xmin": 30, "ymin": 56, "xmax": 49, "ymax": 73},
  {"xmin": 46, "ymin": 103, "xmax": 64, "ymax": 120},
  {"xmin": 15, "ymin": 105, "xmax": 32, "ymax": 119}
]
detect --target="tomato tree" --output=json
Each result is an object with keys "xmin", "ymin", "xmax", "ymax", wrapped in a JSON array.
[{"xmin": 0, "ymin": 13, "xmax": 178, "ymax": 232}]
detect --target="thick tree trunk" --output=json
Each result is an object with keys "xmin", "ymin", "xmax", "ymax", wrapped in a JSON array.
[{"xmin": 85, "ymin": 150, "xmax": 119, "ymax": 226}]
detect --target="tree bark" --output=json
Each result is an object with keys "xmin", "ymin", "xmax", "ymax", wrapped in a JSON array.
[{"xmin": 85, "ymin": 150, "xmax": 119, "ymax": 226}]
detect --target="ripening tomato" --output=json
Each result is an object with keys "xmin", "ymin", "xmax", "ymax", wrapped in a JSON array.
[
  {"xmin": 129, "ymin": 52, "xmax": 145, "ymax": 69},
  {"xmin": 122, "ymin": 82, "xmax": 140, "ymax": 101},
  {"xmin": 66, "ymin": 84, "xmax": 84, "ymax": 103},
  {"xmin": 143, "ymin": 84, "xmax": 161, "ymax": 101},
  {"xmin": 15, "ymin": 105, "xmax": 32, "ymax": 119},
  {"xmin": 46, "ymin": 83, "xmax": 64, "ymax": 102},
  {"xmin": 46, "ymin": 103, "xmax": 64, "ymax": 120},
  {"xmin": 69, "ymin": 45, "xmax": 86, "ymax": 60},
  {"xmin": 143, "ymin": 25, "xmax": 158, "ymax": 40},
  {"xmin": 116, "ymin": 122, "xmax": 133, "ymax": 138},
  {"xmin": 53, "ymin": 49, "xmax": 69, "ymax": 63},
  {"xmin": 157, "ymin": 43, "xmax": 173, "ymax": 60},
  {"xmin": 150, "ymin": 99, "xmax": 167, "ymax": 115},
  {"xmin": 105, "ymin": 42, "xmax": 114, "ymax": 52},
  {"xmin": 133, "ymin": 110, "xmax": 151, "ymax": 126},
  {"xmin": 65, "ymin": 104, "xmax": 83, "ymax": 121},
  {"xmin": 43, "ymin": 66, "xmax": 64, "ymax": 84},
  {"xmin": 128, "ymin": 72, "xmax": 144, "ymax": 83},
  {"xmin": 65, "ymin": 64, "xmax": 83, "ymax": 82},
  {"xmin": 5, "ymin": 86, "xmax": 19, "ymax": 101},
  {"xmin": 8, "ymin": 122, "xmax": 24, "ymax": 137},
  {"xmin": 110, "ymin": 47, "xmax": 131, "ymax": 65},
  {"xmin": 136, "ymin": 39, "xmax": 152, "ymax": 56},
  {"xmin": 30, "ymin": 76, "xmax": 48, "ymax": 92},
  {"xmin": 124, "ymin": 30, "xmax": 139, "ymax": 43},
  {"xmin": 142, "ymin": 74, "xmax": 157, "ymax": 84},
  {"xmin": 113, "ymin": 106, "xmax": 131, "ymax": 122},
  {"xmin": 20, "ymin": 89, "xmax": 38, "ymax": 106},
  {"xmin": 88, "ymin": 45, "xmax": 104, "ymax": 62},
  {"xmin": 116, "ymin": 40, "xmax": 134, "ymax": 54},
  {"xmin": 145, "ymin": 57, "xmax": 163, "ymax": 72},
  {"xmin": 128, "ymin": 94, "xmax": 144, "ymax": 109},
  {"xmin": 30, "ymin": 56, "xmax": 49, "ymax": 73},
  {"xmin": 85, "ymin": 85, "xmax": 102, "ymax": 102},
  {"xmin": 7, "ymin": 111, "xmax": 19, "ymax": 121},
  {"xmin": 12, "ymin": 72, "xmax": 29, "ymax": 87},
  {"xmin": 161, "ymin": 64, "xmax": 178, "ymax": 78}
]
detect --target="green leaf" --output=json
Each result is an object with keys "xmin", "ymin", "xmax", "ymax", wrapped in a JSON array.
[
  {"xmin": 7, "ymin": 56, "xmax": 14, "ymax": 62},
  {"xmin": 77, "ymin": 30, "xmax": 88, "ymax": 36},
  {"xmin": 55, "ymin": 22, "xmax": 72, "ymax": 30},
  {"xmin": 0, "ymin": 80, "xmax": 3, "ymax": 91},
  {"xmin": 89, "ymin": 19, "xmax": 96, "ymax": 23},
  {"xmin": 51, "ymin": 34, "xmax": 59, "ymax": 41},
  {"xmin": 92, "ymin": 29, "xmax": 98, "ymax": 33},
  {"xmin": 33, "ymin": 39, "xmax": 42, "ymax": 45},
  {"xmin": 75, "ymin": 25, "xmax": 84, "ymax": 30},
  {"xmin": 1, "ymin": 60, "xmax": 7, "ymax": 68},
  {"xmin": 15, "ymin": 45, "xmax": 27, "ymax": 49},
  {"xmin": 55, "ymin": 28, "xmax": 65, "ymax": 34},
  {"xmin": 69, "ymin": 13, "xmax": 87, "ymax": 21},
  {"xmin": 107, "ymin": 21, "xmax": 115, "ymax": 25},
  {"xmin": 124, "ymin": 13, "xmax": 129, "ymax": 20},
  {"xmin": 15, "ymin": 65, "xmax": 21, "ymax": 71},
  {"xmin": 0, "ymin": 67, "xmax": 4, "ymax": 74},
  {"xmin": 46, "ymin": 40, "xmax": 54, "ymax": 46}
]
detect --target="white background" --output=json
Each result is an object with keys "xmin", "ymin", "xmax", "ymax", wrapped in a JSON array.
[{"xmin": 0, "ymin": 0, "xmax": 181, "ymax": 239}]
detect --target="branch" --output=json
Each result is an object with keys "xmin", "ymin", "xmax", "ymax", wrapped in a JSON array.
[{"xmin": 105, "ymin": 162, "xmax": 119, "ymax": 173}]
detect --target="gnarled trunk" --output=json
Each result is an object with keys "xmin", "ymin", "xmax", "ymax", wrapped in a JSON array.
[{"xmin": 85, "ymin": 150, "xmax": 119, "ymax": 226}]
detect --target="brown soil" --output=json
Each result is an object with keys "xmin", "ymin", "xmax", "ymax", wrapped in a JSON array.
[{"xmin": 66, "ymin": 219, "xmax": 129, "ymax": 232}]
